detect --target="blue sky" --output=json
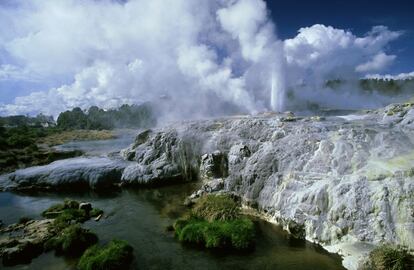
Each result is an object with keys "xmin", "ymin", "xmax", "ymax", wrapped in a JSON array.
[
  {"xmin": 265, "ymin": 0, "xmax": 414, "ymax": 74},
  {"xmin": 0, "ymin": 0, "xmax": 413, "ymax": 116}
]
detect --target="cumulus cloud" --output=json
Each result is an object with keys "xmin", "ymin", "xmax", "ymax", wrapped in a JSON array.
[
  {"xmin": 356, "ymin": 52, "xmax": 396, "ymax": 72},
  {"xmin": 284, "ymin": 24, "xmax": 402, "ymax": 84},
  {"xmin": 0, "ymin": 0, "xmax": 406, "ymax": 117}
]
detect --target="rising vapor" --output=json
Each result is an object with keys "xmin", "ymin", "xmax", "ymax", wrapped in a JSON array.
[{"xmin": 0, "ymin": 0, "xmax": 404, "ymax": 119}]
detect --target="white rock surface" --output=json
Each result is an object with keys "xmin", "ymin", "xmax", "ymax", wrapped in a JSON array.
[
  {"xmin": 121, "ymin": 105, "xmax": 414, "ymax": 269},
  {"xmin": 0, "ymin": 157, "xmax": 128, "ymax": 190}
]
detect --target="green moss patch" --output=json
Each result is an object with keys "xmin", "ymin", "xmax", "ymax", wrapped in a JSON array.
[
  {"xmin": 174, "ymin": 217, "xmax": 254, "ymax": 249},
  {"xmin": 77, "ymin": 239, "xmax": 134, "ymax": 270},
  {"xmin": 174, "ymin": 194, "xmax": 255, "ymax": 250},
  {"xmin": 362, "ymin": 245, "xmax": 413, "ymax": 270},
  {"xmin": 44, "ymin": 224, "xmax": 98, "ymax": 256},
  {"xmin": 42, "ymin": 199, "xmax": 103, "ymax": 232},
  {"xmin": 192, "ymin": 194, "xmax": 240, "ymax": 222}
]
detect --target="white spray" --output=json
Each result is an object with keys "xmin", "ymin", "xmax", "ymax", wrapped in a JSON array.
[{"xmin": 270, "ymin": 67, "xmax": 286, "ymax": 112}]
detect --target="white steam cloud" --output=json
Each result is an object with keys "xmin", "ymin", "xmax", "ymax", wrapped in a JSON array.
[{"xmin": 0, "ymin": 0, "xmax": 406, "ymax": 118}]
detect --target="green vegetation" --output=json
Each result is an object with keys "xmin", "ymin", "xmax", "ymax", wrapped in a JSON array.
[
  {"xmin": 362, "ymin": 245, "xmax": 413, "ymax": 270},
  {"xmin": 174, "ymin": 194, "xmax": 255, "ymax": 250},
  {"xmin": 192, "ymin": 194, "xmax": 240, "ymax": 222},
  {"xmin": 42, "ymin": 199, "xmax": 103, "ymax": 231},
  {"xmin": 359, "ymin": 78, "xmax": 414, "ymax": 96},
  {"xmin": 78, "ymin": 239, "xmax": 134, "ymax": 270},
  {"xmin": 0, "ymin": 114, "xmax": 54, "ymax": 128},
  {"xmin": 57, "ymin": 103, "xmax": 156, "ymax": 130},
  {"xmin": 323, "ymin": 78, "xmax": 414, "ymax": 96},
  {"xmin": 174, "ymin": 217, "xmax": 254, "ymax": 249},
  {"xmin": 41, "ymin": 130, "xmax": 115, "ymax": 146},
  {"xmin": 0, "ymin": 124, "xmax": 82, "ymax": 174},
  {"xmin": 44, "ymin": 224, "xmax": 98, "ymax": 256},
  {"xmin": 0, "ymin": 103, "xmax": 156, "ymax": 174}
]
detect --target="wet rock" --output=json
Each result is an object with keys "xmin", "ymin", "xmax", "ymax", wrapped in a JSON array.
[
  {"xmin": 285, "ymin": 220, "xmax": 305, "ymax": 239},
  {"xmin": 0, "ymin": 157, "xmax": 128, "ymax": 191},
  {"xmin": 200, "ymin": 151, "xmax": 228, "ymax": 181},
  {"xmin": 121, "ymin": 102, "xmax": 414, "ymax": 269},
  {"xmin": 79, "ymin": 202, "xmax": 92, "ymax": 214},
  {"xmin": 120, "ymin": 130, "xmax": 202, "ymax": 185},
  {"xmin": 203, "ymin": 178, "xmax": 225, "ymax": 193},
  {"xmin": 0, "ymin": 219, "xmax": 54, "ymax": 266}
]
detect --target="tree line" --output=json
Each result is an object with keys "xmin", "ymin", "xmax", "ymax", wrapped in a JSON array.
[{"xmin": 56, "ymin": 103, "xmax": 156, "ymax": 130}]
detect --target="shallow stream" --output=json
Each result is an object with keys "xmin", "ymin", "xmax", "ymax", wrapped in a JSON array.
[{"xmin": 0, "ymin": 183, "xmax": 345, "ymax": 270}]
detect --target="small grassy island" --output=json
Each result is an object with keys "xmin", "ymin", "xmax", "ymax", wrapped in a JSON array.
[
  {"xmin": 174, "ymin": 194, "xmax": 255, "ymax": 250},
  {"xmin": 78, "ymin": 239, "xmax": 134, "ymax": 270}
]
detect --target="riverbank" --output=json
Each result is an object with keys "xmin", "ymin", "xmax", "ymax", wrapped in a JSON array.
[
  {"xmin": 1, "ymin": 102, "xmax": 413, "ymax": 269},
  {"xmin": 0, "ymin": 128, "xmax": 116, "ymax": 174},
  {"xmin": 0, "ymin": 187, "xmax": 345, "ymax": 270}
]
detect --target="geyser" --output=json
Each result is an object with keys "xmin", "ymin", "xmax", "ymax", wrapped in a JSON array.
[{"xmin": 0, "ymin": 0, "xmax": 405, "ymax": 119}]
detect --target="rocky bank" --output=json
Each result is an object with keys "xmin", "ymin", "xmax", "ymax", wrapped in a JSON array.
[
  {"xmin": 1, "ymin": 103, "xmax": 414, "ymax": 269},
  {"xmin": 120, "ymin": 103, "xmax": 414, "ymax": 269}
]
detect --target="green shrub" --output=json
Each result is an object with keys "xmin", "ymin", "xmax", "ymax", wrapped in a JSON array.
[
  {"xmin": 175, "ymin": 218, "xmax": 254, "ymax": 250},
  {"xmin": 362, "ymin": 245, "xmax": 413, "ymax": 270},
  {"xmin": 78, "ymin": 239, "xmax": 134, "ymax": 270},
  {"xmin": 44, "ymin": 224, "xmax": 98, "ymax": 256},
  {"xmin": 192, "ymin": 194, "xmax": 240, "ymax": 222}
]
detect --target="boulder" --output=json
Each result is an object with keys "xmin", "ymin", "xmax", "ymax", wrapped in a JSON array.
[
  {"xmin": 79, "ymin": 202, "xmax": 92, "ymax": 213},
  {"xmin": 199, "ymin": 151, "xmax": 228, "ymax": 181},
  {"xmin": 0, "ymin": 219, "xmax": 54, "ymax": 266}
]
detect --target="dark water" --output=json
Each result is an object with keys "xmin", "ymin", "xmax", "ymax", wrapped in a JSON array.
[{"xmin": 0, "ymin": 184, "xmax": 345, "ymax": 270}]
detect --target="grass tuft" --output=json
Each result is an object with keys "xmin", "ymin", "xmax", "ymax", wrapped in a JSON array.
[
  {"xmin": 191, "ymin": 194, "xmax": 240, "ymax": 222},
  {"xmin": 44, "ymin": 224, "xmax": 98, "ymax": 256},
  {"xmin": 362, "ymin": 245, "xmax": 413, "ymax": 270},
  {"xmin": 77, "ymin": 239, "xmax": 134, "ymax": 270}
]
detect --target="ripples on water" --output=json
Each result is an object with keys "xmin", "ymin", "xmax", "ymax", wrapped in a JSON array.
[{"xmin": 0, "ymin": 183, "xmax": 345, "ymax": 270}]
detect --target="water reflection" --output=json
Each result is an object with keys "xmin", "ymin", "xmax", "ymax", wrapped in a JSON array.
[{"xmin": 0, "ymin": 184, "xmax": 344, "ymax": 270}]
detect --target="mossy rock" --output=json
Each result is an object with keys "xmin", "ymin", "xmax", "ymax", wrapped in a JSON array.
[
  {"xmin": 42, "ymin": 199, "xmax": 80, "ymax": 218},
  {"xmin": 42, "ymin": 200, "xmax": 104, "ymax": 231},
  {"xmin": 362, "ymin": 245, "xmax": 413, "ymax": 270},
  {"xmin": 44, "ymin": 224, "xmax": 98, "ymax": 256},
  {"xmin": 78, "ymin": 239, "xmax": 134, "ymax": 270}
]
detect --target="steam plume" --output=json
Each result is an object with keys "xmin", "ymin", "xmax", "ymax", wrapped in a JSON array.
[{"xmin": 0, "ymin": 0, "xmax": 406, "ymax": 118}]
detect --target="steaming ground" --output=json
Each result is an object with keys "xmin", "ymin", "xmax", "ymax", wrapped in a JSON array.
[{"xmin": 0, "ymin": 0, "xmax": 408, "ymax": 120}]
